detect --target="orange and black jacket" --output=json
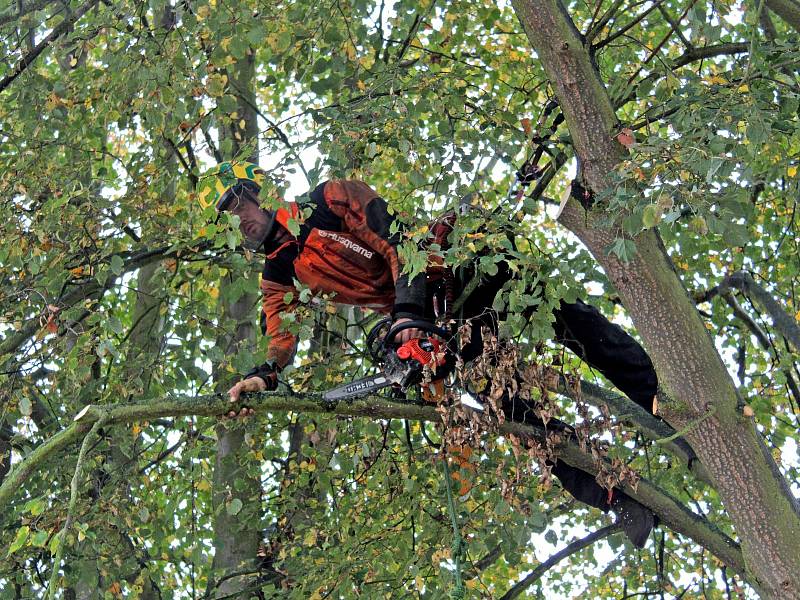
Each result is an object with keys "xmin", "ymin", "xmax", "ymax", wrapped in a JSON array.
[{"xmin": 252, "ymin": 180, "xmax": 425, "ymax": 377}]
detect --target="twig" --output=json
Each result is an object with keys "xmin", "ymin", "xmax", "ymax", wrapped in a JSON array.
[
  {"xmin": 654, "ymin": 405, "xmax": 717, "ymax": 446},
  {"xmin": 594, "ymin": 0, "xmax": 666, "ymax": 50},
  {"xmin": 0, "ymin": 0, "xmax": 100, "ymax": 94},
  {"xmin": 719, "ymin": 271, "xmax": 800, "ymax": 352},
  {"xmin": 45, "ymin": 414, "xmax": 107, "ymax": 600},
  {"xmin": 498, "ymin": 523, "xmax": 622, "ymax": 600}
]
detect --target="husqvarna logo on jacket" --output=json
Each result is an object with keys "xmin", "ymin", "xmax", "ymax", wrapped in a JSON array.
[{"xmin": 316, "ymin": 230, "xmax": 374, "ymax": 259}]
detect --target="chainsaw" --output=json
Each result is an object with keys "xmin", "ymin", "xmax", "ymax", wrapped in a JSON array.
[{"xmin": 323, "ymin": 319, "xmax": 452, "ymax": 403}]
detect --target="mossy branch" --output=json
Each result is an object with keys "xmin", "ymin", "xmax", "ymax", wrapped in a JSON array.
[
  {"xmin": 0, "ymin": 389, "xmax": 745, "ymax": 577},
  {"xmin": 45, "ymin": 415, "xmax": 108, "ymax": 600}
]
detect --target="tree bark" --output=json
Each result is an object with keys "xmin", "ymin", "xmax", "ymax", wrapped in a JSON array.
[
  {"xmin": 765, "ymin": 0, "xmax": 800, "ymax": 32},
  {"xmin": 0, "ymin": 389, "xmax": 746, "ymax": 577},
  {"xmin": 509, "ymin": 0, "xmax": 800, "ymax": 597},
  {"xmin": 208, "ymin": 49, "xmax": 263, "ymax": 599}
]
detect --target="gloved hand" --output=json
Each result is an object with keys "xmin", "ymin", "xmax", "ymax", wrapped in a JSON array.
[
  {"xmin": 226, "ymin": 363, "xmax": 278, "ymax": 408},
  {"xmin": 391, "ymin": 317, "xmax": 425, "ymax": 344}
]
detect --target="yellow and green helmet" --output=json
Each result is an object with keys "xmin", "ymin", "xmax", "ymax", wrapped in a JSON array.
[{"xmin": 197, "ymin": 161, "xmax": 266, "ymax": 211}]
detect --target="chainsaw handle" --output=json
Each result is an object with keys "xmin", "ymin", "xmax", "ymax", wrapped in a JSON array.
[{"xmin": 383, "ymin": 320, "xmax": 450, "ymax": 349}]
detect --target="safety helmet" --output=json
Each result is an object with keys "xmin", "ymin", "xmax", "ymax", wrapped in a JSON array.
[
  {"xmin": 198, "ymin": 161, "xmax": 280, "ymax": 252},
  {"xmin": 197, "ymin": 161, "xmax": 266, "ymax": 211}
]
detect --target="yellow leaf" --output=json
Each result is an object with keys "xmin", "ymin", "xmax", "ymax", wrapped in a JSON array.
[
  {"xmin": 738, "ymin": 83, "xmax": 749, "ymax": 93},
  {"xmin": 239, "ymin": 119, "xmax": 246, "ymax": 130},
  {"xmin": 788, "ymin": 165, "xmax": 797, "ymax": 178},
  {"xmin": 303, "ymin": 529, "xmax": 318, "ymax": 546},
  {"xmin": 196, "ymin": 479, "xmax": 211, "ymax": 492},
  {"xmin": 208, "ymin": 286, "xmax": 219, "ymax": 299}
]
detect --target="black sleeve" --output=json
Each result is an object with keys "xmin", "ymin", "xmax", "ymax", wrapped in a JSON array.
[{"xmin": 364, "ymin": 197, "xmax": 427, "ymax": 319}]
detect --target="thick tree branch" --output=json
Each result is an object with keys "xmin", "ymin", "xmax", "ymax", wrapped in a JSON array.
[
  {"xmin": 0, "ymin": 241, "xmax": 212, "ymax": 369},
  {"xmin": 0, "ymin": 0, "xmax": 58, "ymax": 27},
  {"xmin": 0, "ymin": 390, "xmax": 746, "ymax": 577},
  {"xmin": 718, "ymin": 271, "xmax": 800, "ymax": 353},
  {"xmin": 765, "ymin": 0, "xmax": 800, "ymax": 31},
  {"xmin": 612, "ymin": 43, "xmax": 750, "ymax": 109},
  {"xmin": 0, "ymin": 0, "xmax": 100, "ymax": 94},
  {"xmin": 511, "ymin": 0, "xmax": 799, "ymax": 594},
  {"xmin": 499, "ymin": 523, "xmax": 622, "ymax": 600},
  {"xmin": 563, "ymin": 377, "xmax": 711, "ymax": 485}
]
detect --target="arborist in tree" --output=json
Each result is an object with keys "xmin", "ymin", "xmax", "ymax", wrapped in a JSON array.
[{"xmin": 198, "ymin": 161, "xmax": 660, "ymax": 548}]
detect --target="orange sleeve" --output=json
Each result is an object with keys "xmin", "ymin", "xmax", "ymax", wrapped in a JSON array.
[{"xmin": 261, "ymin": 279, "xmax": 299, "ymax": 370}]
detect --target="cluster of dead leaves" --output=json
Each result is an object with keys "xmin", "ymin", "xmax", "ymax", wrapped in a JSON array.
[{"xmin": 433, "ymin": 320, "xmax": 641, "ymax": 504}]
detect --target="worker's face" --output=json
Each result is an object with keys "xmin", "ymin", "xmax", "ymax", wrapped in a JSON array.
[{"xmin": 223, "ymin": 191, "xmax": 272, "ymax": 251}]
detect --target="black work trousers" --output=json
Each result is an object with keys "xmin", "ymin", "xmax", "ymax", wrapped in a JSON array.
[{"xmin": 453, "ymin": 263, "xmax": 658, "ymax": 512}]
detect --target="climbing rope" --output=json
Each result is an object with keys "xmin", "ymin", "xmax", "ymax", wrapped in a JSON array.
[{"xmin": 441, "ymin": 457, "xmax": 466, "ymax": 600}]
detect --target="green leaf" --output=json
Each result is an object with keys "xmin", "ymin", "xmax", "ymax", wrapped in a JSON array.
[
  {"xmin": 18, "ymin": 396, "xmax": 32, "ymax": 417},
  {"xmin": 31, "ymin": 530, "xmax": 49, "ymax": 547},
  {"xmin": 706, "ymin": 157, "xmax": 724, "ymax": 183},
  {"xmin": 218, "ymin": 95, "xmax": 238, "ymax": 113},
  {"xmin": 230, "ymin": 38, "xmax": 249, "ymax": 60},
  {"xmin": 275, "ymin": 31, "xmax": 292, "ymax": 53},
  {"xmin": 286, "ymin": 218, "xmax": 301, "ymax": 237},
  {"xmin": 110, "ymin": 255, "xmax": 124, "ymax": 276},
  {"xmin": 246, "ymin": 27, "xmax": 266, "ymax": 46},
  {"xmin": 226, "ymin": 498, "xmax": 243, "ymax": 516},
  {"xmin": 24, "ymin": 498, "xmax": 45, "ymax": 516},
  {"xmin": 49, "ymin": 532, "xmax": 62, "ymax": 555},
  {"xmin": 108, "ymin": 316, "xmax": 125, "ymax": 335},
  {"xmin": 8, "ymin": 526, "xmax": 30, "ymax": 555},
  {"xmin": 607, "ymin": 238, "xmax": 637, "ymax": 262},
  {"xmin": 642, "ymin": 204, "xmax": 663, "ymax": 228}
]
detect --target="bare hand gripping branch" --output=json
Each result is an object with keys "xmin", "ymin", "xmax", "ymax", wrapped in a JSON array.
[{"xmin": 0, "ymin": 390, "xmax": 745, "ymax": 577}]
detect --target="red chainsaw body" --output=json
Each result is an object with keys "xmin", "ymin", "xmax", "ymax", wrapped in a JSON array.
[{"xmin": 396, "ymin": 337, "xmax": 447, "ymax": 367}]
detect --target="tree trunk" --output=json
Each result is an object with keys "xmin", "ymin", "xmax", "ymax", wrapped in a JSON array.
[
  {"xmin": 510, "ymin": 0, "xmax": 800, "ymax": 596},
  {"xmin": 208, "ymin": 49, "xmax": 263, "ymax": 598}
]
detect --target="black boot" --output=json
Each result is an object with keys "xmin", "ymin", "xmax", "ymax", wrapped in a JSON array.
[{"xmin": 611, "ymin": 493, "xmax": 655, "ymax": 549}]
